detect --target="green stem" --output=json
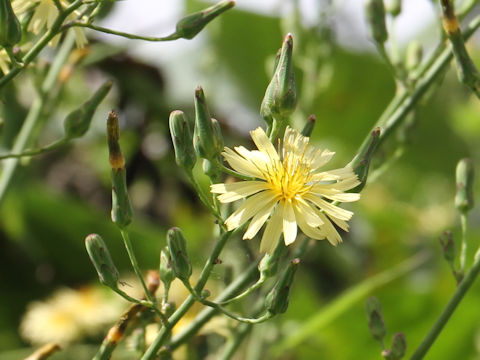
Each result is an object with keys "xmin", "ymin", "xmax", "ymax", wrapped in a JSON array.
[
  {"xmin": 0, "ymin": 32, "xmax": 76, "ymax": 206},
  {"xmin": 0, "ymin": 138, "xmax": 68, "ymax": 160},
  {"xmin": 183, "ymin": 280, "xmax": 272, "ymax": 324},
  {"xmin": 0, "ymin": 0, "xmax": 84, "ymax": 89},
  {"xmin": 65, "ymin": 22, "xmax": 181, "ymax": 42},
  {"xmin": 410, "ymin": 249, "xmax": 480, "ymax": 359},
  {"xmin": 219, "ymin": 322, "xmax": 253, "ymax": 360},
  {"xmin": 459, "ymin": 213, "xmax": 468, "ymax": 274},
  {"xmin": 141, "ymin": 230, "xmax": 233, "ymax": 359},
  {"xmin": 119, "ymin": 229, "xmax": 167, "ymax": 324},
  {"xmin": 186, "ymin": 170, "xmax": 224, "ymax": 224}
]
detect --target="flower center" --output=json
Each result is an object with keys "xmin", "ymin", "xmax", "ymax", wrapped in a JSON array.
[{"xmin": 265, "ymin": 152, "xmax": 313, "ymax": 201}]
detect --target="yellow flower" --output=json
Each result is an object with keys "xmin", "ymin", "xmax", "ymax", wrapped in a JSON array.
[
  {"xmin": 211, "ymin": 126, "xmax": 361, "ymax": 253},
  {"xmin": 13, "ymin": 0, "xmax": 87, "ymax": 48}
]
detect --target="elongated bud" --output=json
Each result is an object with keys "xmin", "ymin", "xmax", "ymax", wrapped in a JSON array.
[
  {"xmin": 169, "ymin": 110, "xmax": 196, "ymax": 170},
  {"xmin": 64, "ymin": 82, "xmax": 112, "ymax": 140},
  {"xmin": 107, "ymin": 111, "xmax": 133, "ymax": 228},
  {"xmin": 160, "ymin": 247, "xmax": 175, "ymax": 292},
  {"xmin": 85, "ymin": 234, "xmax": 120, "ymax": 289},
  {"xmin": 389, "ymin": 332, "xmax": 406, "ymax": 359},
  {"xmin": 173, "ymin": 1, "xmax": 235, "ymax": 40},
  {"xmin": 365, "ymin": 297, "xmax": 386, "ymax": 344},
  {"xmin": 385, "ymin": 0, "xmax": 401, "ymax": 17},
  {"xmin": 0, "ymin": 0, "xmax": 21, "ymax": 47},
  {"xmin": 167, "ymin": 227, "xmax": 192, "ymax": 282},
  {"xmin": 265, "ymin": 258, "xmax": 300, "ymax": 315},
  {"xmin": 350, "ymin": 128, "xmax": 381, "ymax": 192},
  {"xmin": 405, "ymin": 41, "xmax": 423, "ymax": 71},
  {"xmin": 25, "ymin": 343, "xmax": 61, "ymax": 360},
  {"xmin": 193, "ymin": 87, "xmax": 219, "ymax": 160},
  {"xmin": 260, "ymin": 33, "xmax": 297, "ymax": 121},
  {"xmin": 365, "ymin": 0, "xmax": 388, "ymax": 44},
  {"xmin": 301, "ymin": 114, "xmax": 316, "ymax": 137},
  {"xmin": 455, "ymin": 158, "xmax": 475, "ymax": 213}
]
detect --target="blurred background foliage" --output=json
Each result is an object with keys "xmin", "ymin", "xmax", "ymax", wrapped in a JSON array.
[{"xmin": 2, "ymin": 0, "xmax": 480, "ymax": 359}]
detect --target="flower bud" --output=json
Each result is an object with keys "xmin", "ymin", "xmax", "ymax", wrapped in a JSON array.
[
  {"xmin": 160, "ymin": 247, "xmax": 175, "ymax": 292},
  {"xmin": 64, "ymin": 82, "xmax": 112, "ymax": 140},
  {"xmin": 260, "ymin": 33, "xmax": 297, "ymax": 121},
  {"xmin": 349, "ymin": 127, "xmax": 381, "ymax": 192},
  {"xmin": 107, "ymin": 111, "xmax": 133, "ymax": 228},
  {"xmin": 385, "ymin": 0, "xmax": 401, "ymax": 17},
  {"xmin": 173, "ymin": 1, "xmax": 235, "ymax": 40},
  {"xmin": 85, "ymin": 234, "xmax": 120, "ymax": 289},
  {"xmin": 169, "ymin": 110, "xmax": 196, "ymax": 170},
  {"xmin": 211, "ymin": 118, "xmax": 224, "ymax": 155},
  {"xmin": 455, "ymin": 158, "xmax": 475, "ymax": 213},
  {"xmin": 265, "ymin": 258, "xmax": 300, "ymax": 315},
  {"xmin": 201, "ymin": 289, "xmax": 211, "ymax": 299},
  {"xmin": 0, "ymin": 0, "xmax": 21, "ymax": 47},
  {"xmin": 439, "ymin": 230, "xmax": 456, "ymax": 264},
  {"xmin": 365, "ymin": 0, "xmax": 388, "ymax": 44},
  {"xmin": 365, "ymin": 297, "xmax": 386, "ymax": 344},
  {"xmin": 405, "ymin": 41, "xmax": 423, "ymax": 71},
  {"xmin": 167, "ymin": 227, "xmax": 192, "ymax": 282},
  {"xmin": 389, "ymin": 332, "xmax": 407, "ymax": 359},
  {"xmin": 301, "ymin": 114, "xmax": 316, "ymax": 137},
  {"xmin": 193, "ymin": 86, "xmax": 220, "ymax": 160}
]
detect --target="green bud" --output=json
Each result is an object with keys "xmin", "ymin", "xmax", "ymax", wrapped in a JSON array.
[
  {"xmin": 455, "ymin": 158, "xmax": 475, "ymax": 213},
  {"xmin": 365, "ymin": 0, "xmax": 388, "ymax": 44},
  {"xmin": 0, "ymin": 0, "xmax": 21, "ymax": 47},
  {"xmin": 169, "ymin": 110, "xmax": 196, "ymax": 170},
  {"xmin": 301, "ymin": 114, "xmax": 316, "ymax": 137},
  {"xmin": 160, "ymin": 247, "xmax": 175, "ymax": 292},
  {"xmin": 389, "ymin": 332, "xmax": 407, "ymax": 359},
  {"xmin": 211, "ymin": 118, "xmax": 224, "ymax": 155},
  {"xmin": 349, "ymin": 127, "xmax": 381, "ymax": 192},
  {"xmin": 385, "ymin": 0, "xmax": 401, "ymax": 17},
  {"xmin": 107, "ymin": 111, "xmax": 133, "ymax": 228},
  {"xmin": 64, "ymin": 82, "xmax": 112, "ymax": 140},
  {"xmin": 167, "ymin": 227, "xmax": 192, "ymax": 282},
  {"xmin": 405, "ymin": 41, "xmax": 423, "ymax": 71},
  {"xmin": 439, "ymin": 230, "xmax": 456, "ymax": 263},
  {"xmin": 365, "ymin": 297, "xmax": 386, "ymax": 344},
  {"xmin": 193, "ymin": 86, "xmax": 220, "ymax": 160},
  {"xmin": 85, "ymin": 234, "xmax": 120, "ymax": 289},
  {"xmin": 265, "ymin": 258, "xmax": 300, "ymax": 315},
  {"xmin": 174, "ymin": 1, "xmax": 235, "ymax": 40},
  {"xmin": 201, "ymin": 289, "xmax": 211, "ymax": 299},
  {"xmin": 260, "ymin": 33, "xmax": 297, "ymax": 121}
]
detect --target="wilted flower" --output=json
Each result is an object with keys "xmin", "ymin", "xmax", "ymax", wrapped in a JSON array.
[
  {"xmin": 211, "ymin": 126, "xmax": 360, "ymax": 253},
  {"xmin": 13, "ymin": 0, "xmax": 87, "ymax": 48}
]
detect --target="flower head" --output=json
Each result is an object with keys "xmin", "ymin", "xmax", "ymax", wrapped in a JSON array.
[
  {"xmin": 211, "ymin": 127, "xmax": 360, "ymax": 253},
  {"xmin": 13, "ymin": 0, "xmax": 87, "ymax": 48}
]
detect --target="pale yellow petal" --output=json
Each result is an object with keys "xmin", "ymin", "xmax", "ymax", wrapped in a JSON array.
[
  {"xmin": 293, "ymin": 198, "xmax": 324, "ymax": 227},
  {"xmin": 282, "ymin": 200, "xmax": 297, "ymax": 246},
  {"xmin": 222, "ymin": 148, "xmax": 265, "ymax": 179},
  {"xmin": 250, "ymin": 127, "xmax": 279, "ymax": 162},
  {"xmin": 243, "ymin": 199, "xmax": 277, "ymax": 239},
  {"xmin": 224, "ymin": 191, "xmax": 278, "ymax": 231},
  {"xmin": 303, "ymin": 193, "xmax": 353, "ymax": 221},
  {"xmin": 211, "ymin": 181, "xmax": 269, "ymax": 203},
  {"xmin": 310, "ymin": 149, "xmax": 335, "ymax": 170},
  {"xmin": 293, "ymin": 204, "xmax": 326, "ymax": 240},
  {"xmin": 260, "ymin": 202, "xmax": 284, "ymax": 253},
  {"xmin": 316, "ymin": 211, "xmax": 342, "ymax": 245},
  {"xmin": 311, "ymin": 167, "xmax": 356, "ymax": 182},
  {"xmin": 310, "ymin": 186, "xmax": 361, "ymax": 202}
]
